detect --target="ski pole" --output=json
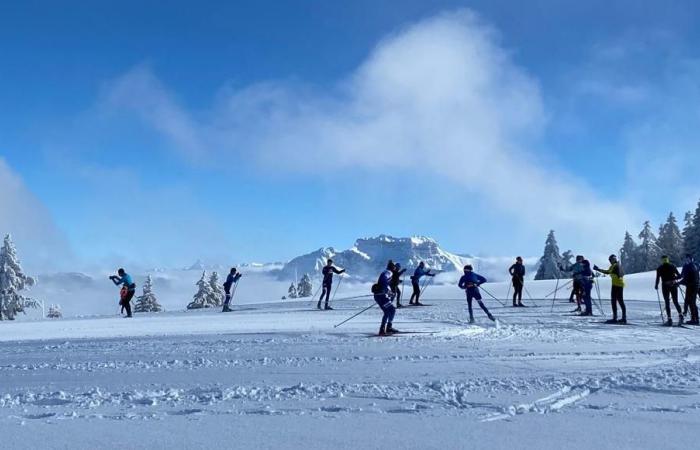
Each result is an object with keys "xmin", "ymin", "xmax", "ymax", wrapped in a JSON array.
[
  {"xmin": 523, "ymin": 285, "xmax": 538, "ymax": 307},
  {"xmin": 333, "ymin": 302, "xmax": 376, "ymax": 328},
  {"xmin": 655, "ymin": 288, "xmax": 666, "ymax": 324},
  {"xmin": 419, "ymin": 276, "xmax": 434, "ymax": 298},
  {"xmin": 311, "ymin": 281, "xmax": 323, "ymax": 303},
  {"xmin": 550, "ymin": 277, "xmax": 560, "ymax": 312},
  {"xmin": 478, "ymin": 285, "xmax": 507, "ymax": 307},
  {"xmin": 593, "ymin": 277, "xmax": 606, "ymax": 317},
  {"xmin": 544, "ymin": 279, "xmax": 572, "ymax": 298},
  {"xmin": 505, "ymin": 283, "xmax": 511, "ymax": 305},
  {"xmin": 330, "ymin": 274, "xmax": 344, "ymax": 305}
]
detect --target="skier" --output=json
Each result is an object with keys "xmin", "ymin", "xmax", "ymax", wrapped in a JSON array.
[
  {"xmin": 372, "ymin": 262, "xmax": 399, "ymax": 336},
  {"xmin": 318, "ymin": 259, "xmax": 345, "ymax": 310},
  {"xmin": 677, "ymin": 254, "xmax": 699, "ymax": 325},
  {"xmin": 390, "ymin": 263, "xmax": 407, "ymax": 308},
  {"xmin": 655, "ymin": 255, "xmax": 683, "ymax": 326},
  {"xmin": 222, "ymin": 267, "xmax": 242, "ymax": 312},
  {"xmin": 571, "ymin": 256, "xmax": 593, "ymax": 316},
  {"xmin": 568, "ymin": 256, "xmax": 585, "ymax": 311},
  {"xmin": 109, "ymin": 268, "xmax": 135, "ymax": 318},
  {"xmin": 594, "ymin": 254, "xmax": 626, "ymax": 324},
  {"xmin": 458, "ymin": 265, "xmax": 494, "ymax": 323},
  {"xmin": 409, "ymin": 261, "xmax": 435, "ymax": 306},
  {"xmin": 508, "ymin": 256, "xmax": 526, "ymax": 307},
  {"xmin": 119, "ymin": 285, "xmax": 128, "ymax": 315}
]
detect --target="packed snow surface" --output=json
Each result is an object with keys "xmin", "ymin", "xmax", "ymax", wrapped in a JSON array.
[{"xmin": 1, "ymin": 273, "xmax": 699, "ymax": 449}]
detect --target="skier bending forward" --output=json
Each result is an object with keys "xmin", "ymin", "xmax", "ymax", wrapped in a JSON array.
[
  {"xmin": 372, "ymin": 263, "xmax": 399, "ymax": 336},
  {"xmin": 458, "ymin": 265, "xmax": 494, "ymax": 323}
]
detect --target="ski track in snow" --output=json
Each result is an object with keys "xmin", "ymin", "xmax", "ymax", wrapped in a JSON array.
[{"xmin": 2, "ymin": 292, "xmax": 700, "ymax": 433}]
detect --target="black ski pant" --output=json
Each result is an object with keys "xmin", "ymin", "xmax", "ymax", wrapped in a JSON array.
[
  {"xmin": 466, "ymin": 290, "xmax": 492, "ymax": 321},
  {"xmin": 374, "ymin": 295, "xmax": 396, "ymax": 329},
  {"xmin": 320, "ymin": 282, "xmax": 332, "ymax": 305},
  {"xmin": 223, "ymin": 287, "xmax": 232, "ymax": 309},
  {"xmin": 512, "ymin": 278, "xmax": 523, "ymax": 304},
  {"xmin": 684, "ymin": 284, "xmax": 699, "ymax": 322},
  {"xmin": 410, "ymin": 280, "xmax": 421, "ymax": 303},
  {"xmin": 610, "ymin": 285, "xmax": 626, "ymax": 320},
  {"xmin": 569, "ymin": 280, "xmax": 582, "ymax": 303},
  {"xmin": 122, "ymin": 290, "xmax": 134, "ymax": 317},
  {"xmin": 581, "ymin": 281, "xmax": 593, "ymax": 314},
  {"xmin": 662, "ymin": 285, "xmax": 682, "ymax": 319},
  {"xmin": 391, "ymin": 284, "xmax": 401, "ymax": 304}
]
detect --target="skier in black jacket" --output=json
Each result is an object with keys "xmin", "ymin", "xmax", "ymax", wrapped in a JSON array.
[
  {"xmin": 509, "ymin": 257, "xmax": 526, "ymax": 307},
  {"xmin": 390, "ymin": 263, "xmax": 407, "ymax": 308},
  {"xmin": 678, "ymin": 254, "xmax": 699, "ymax": 325},
  {"xmin": 656, "ymin": 255, "xmax": 682, "ymax": 326},
  {"xmin": 318, "ymin": 259, "xmax": 345, "ymax": 310}
]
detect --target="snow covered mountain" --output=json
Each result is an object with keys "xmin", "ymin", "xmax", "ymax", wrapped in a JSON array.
[{"xmin": 277, "ymin": 235, "xmax": 467, "ymax": 281}]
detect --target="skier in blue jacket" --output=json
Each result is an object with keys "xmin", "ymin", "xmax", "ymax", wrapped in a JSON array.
[
  {"xmin": 372, "ymin": 261, "xmax": 399, "ymax": 335},
  {"xmin": 318, "ymin": 259, "xmax": 345, "ymax": 310},
  {"xmin": 222, "ymin": 268, "xmax": 242, "ymax": 312},
  {"xmin": 409, "ymin": 262, "xmax": 435, "ymax": 306},
  {"xmin": 458, "ymin": 265, "xmax": 494, "ymax": 323},
  {"xmin": 109, "ymin": 268, "xmax": 136, "ymax": 318},
  {"xmin": 572, "ymin": 257, "xmax": 594, "ymax": 316}
]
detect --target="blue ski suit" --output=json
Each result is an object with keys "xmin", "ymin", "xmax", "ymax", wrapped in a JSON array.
[
  {"xmin": 458, "ymin": 271, "xmax": 493, "ymax": 321},
  {"xmin": 374, "ymin": 269, "xmax": 396, "ymax": 329}
]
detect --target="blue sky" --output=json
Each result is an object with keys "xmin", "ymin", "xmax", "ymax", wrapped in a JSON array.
[{"xmin": 2, "ymin": 0, "xmax": 700, "ymax": 270}]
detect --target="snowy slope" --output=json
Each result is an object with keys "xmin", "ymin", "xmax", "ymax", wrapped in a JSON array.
[{"xmin": 1, "ymin": 272, "xmax": 699, "ymax": 449}]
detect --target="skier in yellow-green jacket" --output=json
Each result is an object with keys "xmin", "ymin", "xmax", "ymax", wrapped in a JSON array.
[{"xmin": 594, "ymin": 254, "xmax": 626, "ymax": 324}]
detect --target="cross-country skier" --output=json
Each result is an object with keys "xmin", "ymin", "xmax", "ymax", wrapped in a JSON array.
[
  {"xmin": 677, "ymin": 254, "xmax": 699, "ymax": 325},
  {"xmin": 409, "ymin": 261, "xmax": 435, "ymax": 306},
  {"xmin": 222, "ymin": 268, "xmax": 242, "ymax": 312},
  {"xmin": 390, "ymin": 263, "xmax": 407, "ymax": 308},
  {"xmin": 509, "ymin": 256, "xmax": 526, "ymax": 307},
  {"xmin": 109, "ymin": 268, "xmax": 135, "ymax": 318},
  {"xmin": 569, "ymin": 255, "xmax": 586, "ymax": 312},
  {"xmin": 372, "ymin": 262, "xmax": 399, "ymax": 336},
  {"xmin": 318, "ymin": 259, "xmax": 345, "ymax": 310},
  {"xmin": 594, "ymin": 254, "xmax": 626, "ymax": 324},
  {"xmin": 458, "ymin": 265, "xmax": 494, "ymax": 323},
  {"xmin": 572, "ymin": 257, "xmax": 594, "ymax": 316},
  {"xmin": 655, "ymin": 255, "xmax": 683, "ymax": 326}
]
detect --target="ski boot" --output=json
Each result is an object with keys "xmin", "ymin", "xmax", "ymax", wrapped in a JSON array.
[
  {"xmin": 512, "ymin": 302, "xmax": 517, "ymax": 307},
  {"xmin": 618, "ymin": 318, "xmax": 627, "ymax": 325},
  {"xmin": 517, "ymin": 302, "xmax": 525, "ymax": 307},
  {"xmin": 678, "ymin": 315, "xmax": 685, "ymax": 326},
  {"xmin": 396, "ymin": 302, "xmax": 404, "ymax": 309},
  {"xmin": 468, "ymin": 318, "xmax": 475, "ymax": 324},
  {"xmin": 378, "ymin": 325, "xmax": 387, "ymax": 336},
  {"xmin": 663, "ymin": 318, "xmax": 673, "ymax": 326},
  {"xmin": 571, "ymin": 307, "xmax": 582, "ymax": 313},
  {"xmin": 222, "ymin": 306, "xmax": 233, "ymax": 313},
  {"xmin": 316, "ymin": 301, "xmax": 322, "ymax": 310},
  {"xmin": 386, "ymin": 323, "xmax": 399, "ymax": 334},
  {"xmin": 579, "ymin": 310, "xmax": 593, "ymax": 317},
  {"xmin": 324, "ymin": 304, "xmax": 333, "ymax": 311},
  {"xmin": 604, "ymin": 318, "xmax": 618, "ymax": 324}
]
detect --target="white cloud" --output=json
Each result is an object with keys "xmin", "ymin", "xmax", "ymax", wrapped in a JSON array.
[
  {"xmin": 0, "ymin": 157, "xmax": 71, "ymax": 270},
  {"xmin": 104, "ymin": 9, "xmax": 641, "ymax": 250}
]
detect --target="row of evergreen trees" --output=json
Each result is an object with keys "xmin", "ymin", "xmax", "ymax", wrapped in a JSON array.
[{"xmin": 535, "ymin": 200, "xmax": 700, "ymax": 279}]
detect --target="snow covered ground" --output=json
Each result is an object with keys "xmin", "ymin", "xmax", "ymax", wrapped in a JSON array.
[{"xmin": 2, "ymin": 273, "xmax": 700, "ymax": 449}]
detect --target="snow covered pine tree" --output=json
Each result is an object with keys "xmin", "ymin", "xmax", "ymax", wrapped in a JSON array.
[
  {"xmin": 620, "ymin": 231, "xmax": 640, "ymax": 274},
  {"xmin": 187, "ymin": 271, "xmax": 215, "ymax": 309},
  {"xmin": 47, "ymin": 304, "xmax": 63, "ymax": 319},
  {"xmin": 287, "ymin": 282, "xmax": 298, "ymax": 299},
  {"xmin": 209, "ymin": 272, "xmax": 225, "ymax": 307},
  {"xmin": 134, "ymin": 275, "xmax": 163, "ymax": 313},
  {"xmin": 0, "ymin": 234, "xmax": 39, "ymax": 320},
  {"xmin": 297, "ymin": 274, "xmax": 313, "ymax": 297},
  {"xmin": 657, "ymin": 212, "xmax": 684, "ymax": 265},
  {"xmin": 636, "ymin": 221, "xmax": 663, "ymax": 272},
  {"xmin": 534, "ymin": 230, "xmax": 569, "ymax": 280}
]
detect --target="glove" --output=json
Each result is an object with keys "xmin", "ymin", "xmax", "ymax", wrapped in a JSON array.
[{"xmin": 593, "ymin": 265, "xmax": 600, "ymax": 271}]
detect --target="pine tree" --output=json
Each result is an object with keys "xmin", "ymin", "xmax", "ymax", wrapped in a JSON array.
[
  {"xmin": 684, "ymin": 201, "xmax": 700, "ymax": 261},
  {"xmin": 657, "ymin": 212, "xmax": 684, "ymax": 265},
  {"xmin": 287, "ymin": 282, "xmax": 298, "ymax": 299},
  {"xmin": 682, "ymin": 211, "xmax": 695, "ymax": 258},
  {"xmin": 620, "ymin": 231, "xmax": 639, "ymax": 274},
  {"xmin": 297, "ymin": 273, "xmax": 313, "ymax": 297},
  {"xmin": 534, "ymin": 230, "xmax": 567, "ymax": 280},
  {"xmin": 0, "ymin": 234, "xmax": 39, "ymax": 320},
  {"xmin": 636, "ymin": 221, "xmax": 662, "ymax": 272},
  {"xmin": 47, "ymin": 304, "xmax": 62, "ymax": 319},
  {"xmin": 134, "ymin": 275, "xmax": 163, "ymax": 313},
  {"xmin": 187, "ymin": 271, "xmax": 215, "ymax": 309},
  {"xmin": 208, "ymin": 272, "xmax": 225, "ymax": 307}
]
